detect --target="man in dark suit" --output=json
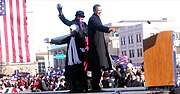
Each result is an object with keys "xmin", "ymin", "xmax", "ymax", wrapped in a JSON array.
[{"xmin": 87, "ymin": 4, "xmax": 117, "ymax": 92}]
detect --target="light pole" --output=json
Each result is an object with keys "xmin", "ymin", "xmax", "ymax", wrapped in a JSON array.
[
  {"xmin": 47, "ymin": 46, "xmax": 50, "ymax": 67},
  {"xmin": 117, "ymin": 42, "xmax": 119, "ymax": 55}
]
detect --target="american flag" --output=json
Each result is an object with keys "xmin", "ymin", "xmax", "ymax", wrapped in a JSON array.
[
  {"xmin": 111, "ymin": 54, "xmax": 128, "ymax": 65},
  {"xmin": 118, "ymin": 54, "xmax": 128, "ymax": 64},
  {"xmin": 110, "ymin": 55, "xmax": 120, "ymax": 65},
  {"xmin": 0, "ymin": 0, "xmax": 30, "ymax": 63}
]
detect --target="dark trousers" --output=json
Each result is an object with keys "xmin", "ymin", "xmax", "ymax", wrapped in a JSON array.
[
  {"xmin": 67, "ymin": 63, "xmax": 88, "ymax": 92},
  {"xmin": 91, "ymin": 66, "xmax": 102, "ymax": 90}
]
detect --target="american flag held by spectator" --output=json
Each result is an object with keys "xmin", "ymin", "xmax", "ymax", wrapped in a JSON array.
[{"xmin": 110, "ymin": 54, "xmax": 128, "ymax": 65}]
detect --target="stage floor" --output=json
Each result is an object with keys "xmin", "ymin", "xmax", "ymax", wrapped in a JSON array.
[{"xmin": 19, "ymin": 87, "xmax": 170, "ymax": 94}]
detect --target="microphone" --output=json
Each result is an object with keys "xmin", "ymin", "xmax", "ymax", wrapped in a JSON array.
[{"xmin": 147, "ymin": 21, "xmax": 161, "ymax": 32}]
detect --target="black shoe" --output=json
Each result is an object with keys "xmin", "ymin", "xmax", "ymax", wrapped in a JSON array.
[
  {"xmin": 69, "ymin": 89, "xmax": 85, "ymax": 93},
  {"xmin": 89, "ymin": 89, "xmax": 106, "ymax": 92},
  {"xmin": 69, "ymin": 90, "xmax": 76, "ymax": 93}
]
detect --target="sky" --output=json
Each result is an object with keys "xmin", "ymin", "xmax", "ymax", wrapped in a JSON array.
[{"xmin": 26, "ymin": 0, "xmax": 180, "ymax": 52}]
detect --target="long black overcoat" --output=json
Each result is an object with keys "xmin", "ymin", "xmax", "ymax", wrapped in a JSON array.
[
  {"xmin": 87, "ymin": 14, "xmax": 112, "ymax": 71},
  {"xmin": 50, "ymin": 33, "xmax": 86, "ymax": 81}
]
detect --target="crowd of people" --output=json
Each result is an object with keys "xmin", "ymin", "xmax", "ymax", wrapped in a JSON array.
[
  {"xmin": 101, "ymin": 64, "xmax": 145, "ymax": 88},
  {"xmin": 0, "ymin": 67, "xmax": 67, "ymax": 93},
  {"xmin": 0, "ymin": 64, "xmax": 145, "ymax": 93}
]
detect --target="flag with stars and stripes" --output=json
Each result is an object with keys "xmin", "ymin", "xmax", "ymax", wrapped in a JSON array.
[
  {"xmin": 0, "ymin": 0, "xmax": 30, "ymax": 63},
  {"xmin": 111, "ymin": 54, "xmax": 128, "ymax": 65}
]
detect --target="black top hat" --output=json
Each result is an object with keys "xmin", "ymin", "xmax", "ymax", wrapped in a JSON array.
[{"xmin": 75, "ymin": 10, "xmax": 85, "ymax": 18}]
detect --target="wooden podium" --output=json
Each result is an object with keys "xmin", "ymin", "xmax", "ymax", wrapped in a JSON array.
[{"xmin": 143, "ymin": 31, "xmax": 177, "ymax": 87}]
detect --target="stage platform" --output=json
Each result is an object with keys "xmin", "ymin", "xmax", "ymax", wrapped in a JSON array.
[{"xmin": 19, "ymin": 87, "xmax": 170, "ymax": 94}]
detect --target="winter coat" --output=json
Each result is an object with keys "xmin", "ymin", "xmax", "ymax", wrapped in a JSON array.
[
  {"xmin": 87, "ymin": 13, "xmax": 112, "ymax": 71},
  {"xmin": 59, "ymin": 13, "xmax": 89, "ymax": 71},
  {"xmin": 59, "ymin": 14, "xmax": 88, "ymax": 37},
  {"xmin": 50, "ymin": 33, "xmax": 86, "ymax": 81}
]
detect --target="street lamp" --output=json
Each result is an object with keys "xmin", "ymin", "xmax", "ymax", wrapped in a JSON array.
[
  {"xmin": 117, "ymin": 42, "xmax": 119, "ymax": 55},
  {"xmin": 47, "ymin": 46, "xmax": 50, "ymax": 67}
]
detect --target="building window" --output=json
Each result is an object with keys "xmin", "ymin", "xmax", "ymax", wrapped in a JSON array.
[
  {"xmin": 131, "ymin": 35, "xmax": 133, "ymax": 44},
  {"xmin": 139, "ymin": 34, "xmax": 142, "ymax": 42},
  {"xmin": 115, "ymin": 33, "xmax": 119, "ymax": 37},
  {"xmin": 121, "ymin": 38, "xmax": 123, "ymax": 45},
  {"xmin": 132, "ymin": 49, "xmax": 134, "ymax": 57},
  {"xmin": 137, "ymin": 48, "xmax": 143, "ymax": 57},
  {"xmin": 129, "ymin": 49, "xmax": 134, "ymax": 58},
  {"xmin": 137, "ymin": 49, "xmax": 140, "ymax": 57},
  {"xmin": 120, "ymin": 37, "xmax": 126, "ymax": 45},
  {"xmin": 112, "ymin": 32, "xmax": 119, "ymax": 37},
  {"xmin": 128, "ymin": 36, "xmax": 130, "ymax": 44},
  {"xmin": 129, "ymin": 50, "xmax": 132, "ymax": 58},
  {"xmin": 136, "ymin": 34, "xmax": 139, "ymax": 43},
  {"xmin": 176, "ymin": 32, "xmax": 180, "ymax": 40},
  {"xmin": 140, "ymin": 48, "xmax": 143, "ymax": 57},
  {"xmin": 136, "ymin": 34, "xmax": 142, "ymax": 43},
  {"xmin": 38, "ymin": 62, "xmax": 45, "ymax": 75},
  {"xmin": 123, "ymin": 37, "xmax": 126, "ymax": 45},
  {"xmin": 122, "ymin": 50, "xmax": 127, "ymax": 55},
  {"xmin": 128, "ymin": 35, "xmax": 134, "ymax": 44}
]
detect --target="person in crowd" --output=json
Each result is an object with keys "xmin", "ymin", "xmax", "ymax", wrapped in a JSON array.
[
  {"xmin": 87, "ymin": 4, "xmax": 117, "ymax": 92},
  {"xmin": 50, "ymin": 24, "xmax": 87, "ymax": 93},
  {"xmin": 11, "ymin": 84, "xmax": 19, "ymax": 93},
  {"xmin": 107, "ymin": 69, "xmax": 116, "ymax": 88},
  {"xmin": 110, "ymin": 64, "xmax": 126, "ymax": 88},
  {"xmin": 47, "ymin": 67, "xmax": 53, "ymax": 77},
  {"xmin": 40, "ymin": 76, "xmax": 49, "ymax": 91},
  {"xmin": 101, "ymin": 71, "xmax": 111, "ymax": 88},
  {"xmin": 31, "ymin": 76, "xmax": 41, "ymax": 92},
  {"xmin": 125, "ymin": 73, "xmax": 143, "ymax": 87}
]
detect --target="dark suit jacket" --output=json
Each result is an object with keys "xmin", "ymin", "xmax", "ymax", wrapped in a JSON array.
[{"xmin": 87, "ymin": 13, "xmax": 112, "ymax": 71}]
